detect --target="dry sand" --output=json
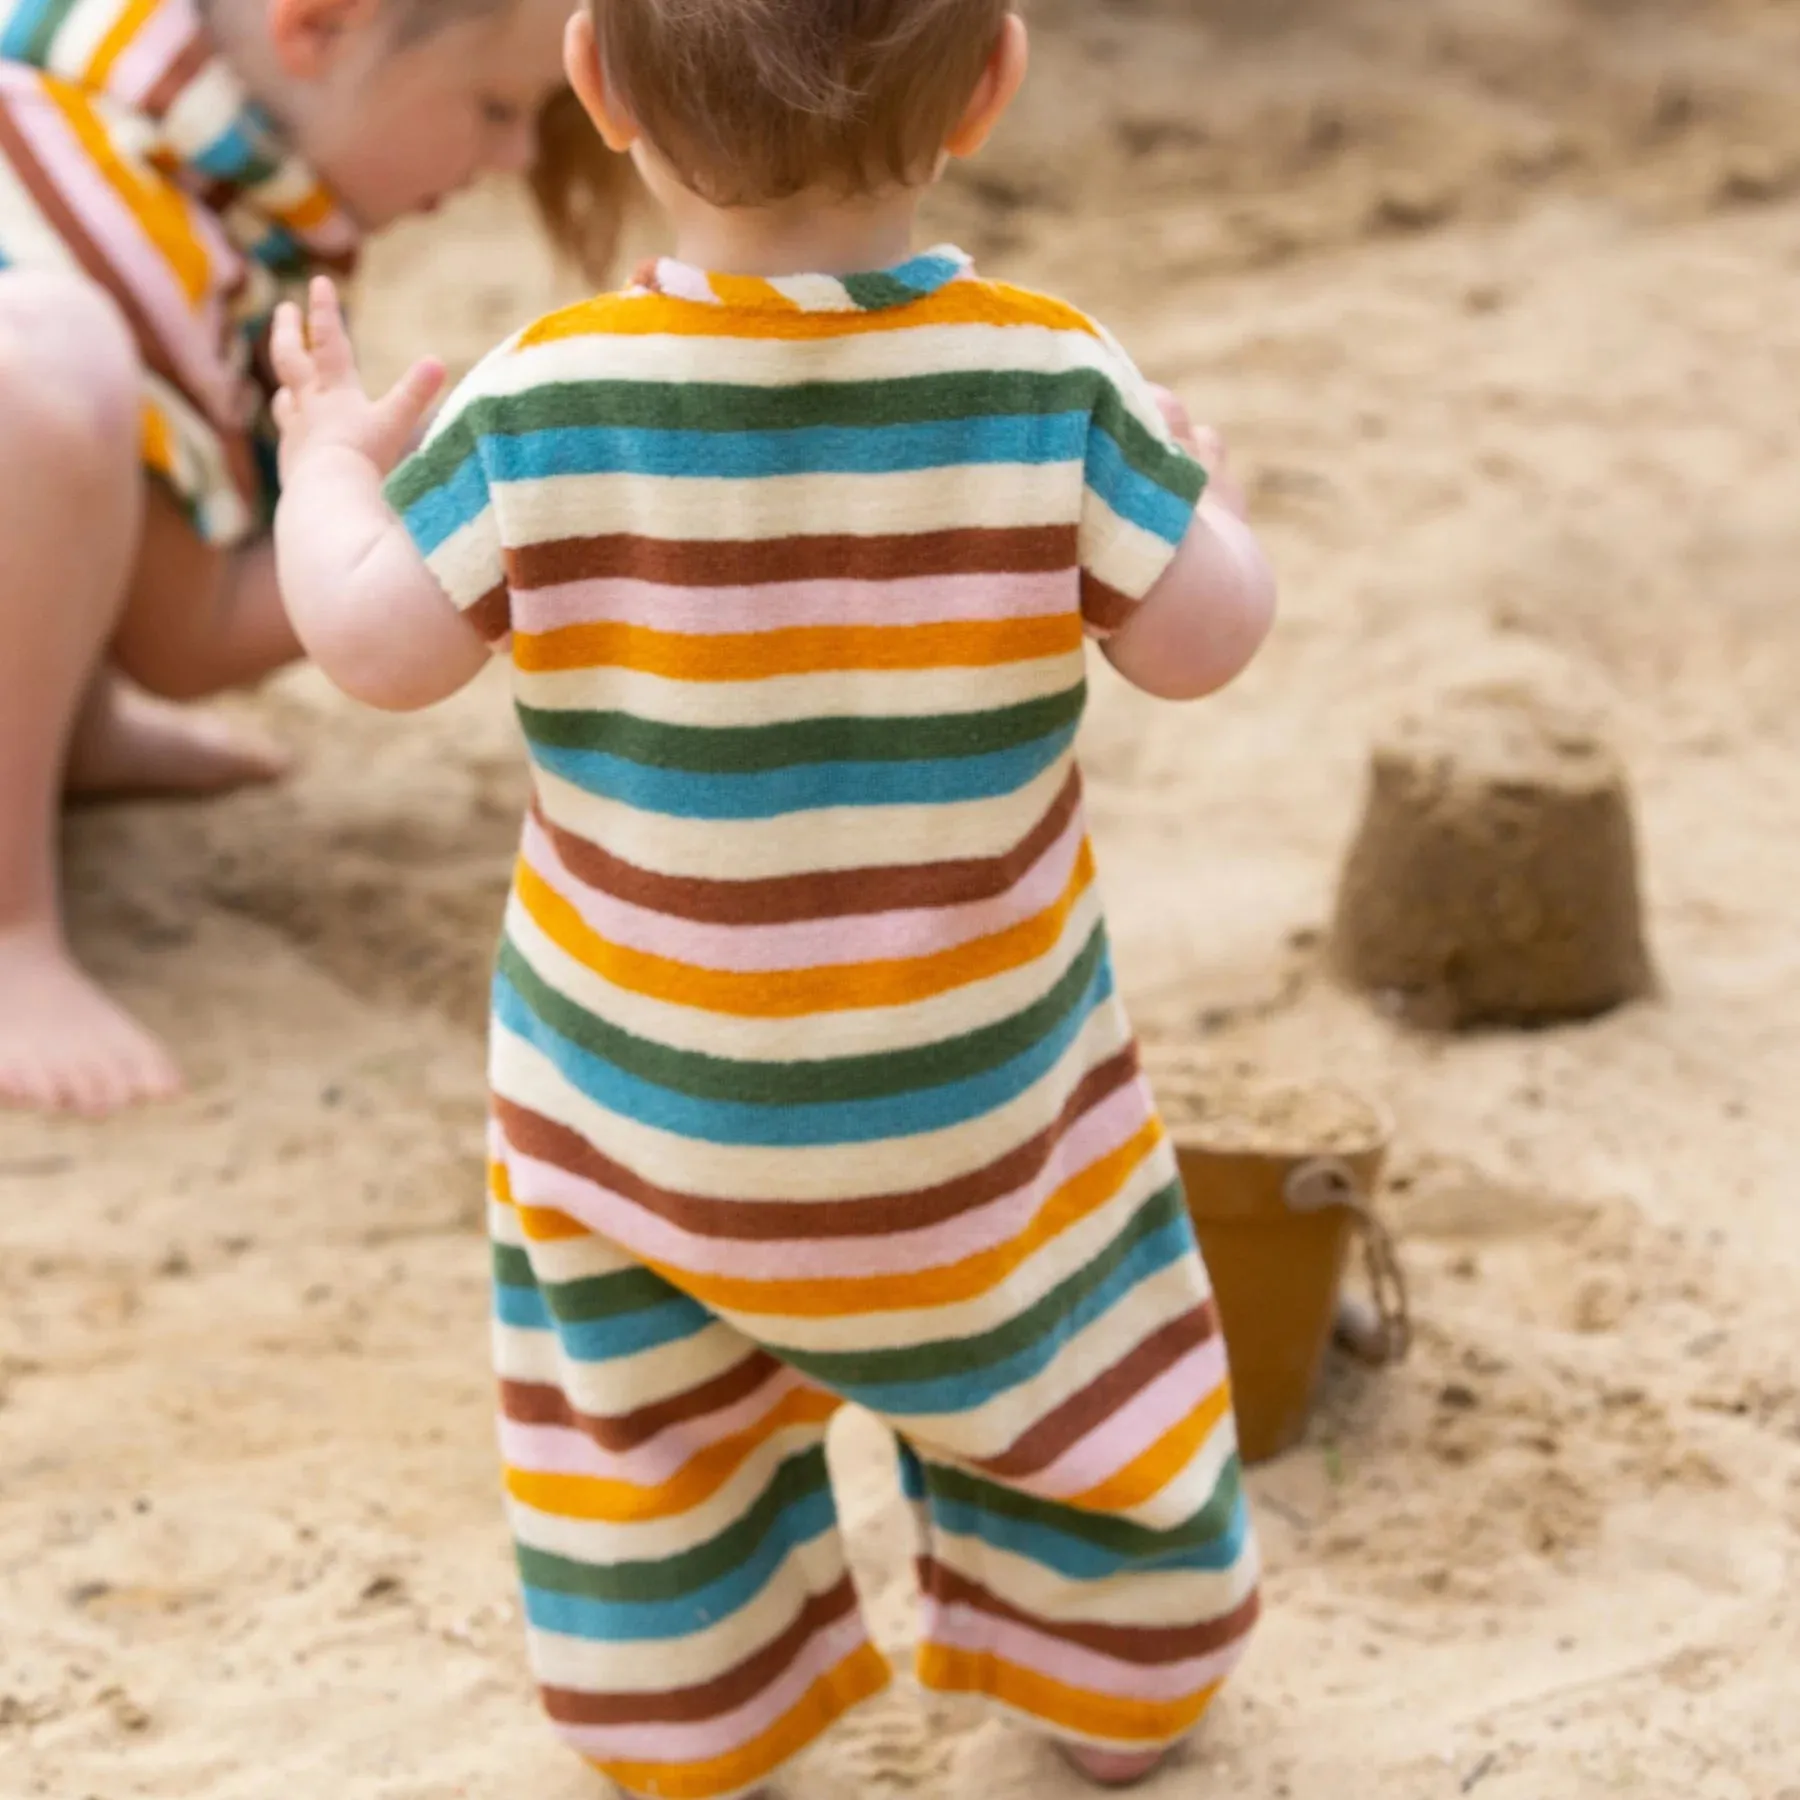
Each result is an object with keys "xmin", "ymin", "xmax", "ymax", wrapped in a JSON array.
[{"xmin": 6, "ymin": 0, "xmax": 1800, "ymax": 1794}]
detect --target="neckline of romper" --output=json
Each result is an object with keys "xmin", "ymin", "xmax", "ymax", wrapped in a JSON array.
[
  {"xmin": 632, "ymin": 243, "xmax": 975, "ymax": 315},
  {"xmin": 0, "ymin": 0, "xmax": 360, "ymax": 275}
]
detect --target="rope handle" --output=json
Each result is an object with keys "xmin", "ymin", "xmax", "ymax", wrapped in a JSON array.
[{"xmin": 1283, "ymin": 1157, "xmax": 1413, "ymax": 1367}]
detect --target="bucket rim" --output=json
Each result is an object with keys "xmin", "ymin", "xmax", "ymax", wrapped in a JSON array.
[{"xmin": 1150, "ymin": 1068, "xmax": 1396, "ymax": 1163}]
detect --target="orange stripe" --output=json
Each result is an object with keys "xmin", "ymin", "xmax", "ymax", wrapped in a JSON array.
[
  {"xmin": 521, "ymin": 280, "xmax": 1102, "ymax": 348},
  {"xmin": 1067, "ymin": 1380, "xmax": 1235, "ymax": 1514},
  {"xmin": 84, "ymin": 0, "xmax": 159, "ymax": 89},
  {"xmin": 489, "ymin": 1159, "xmax": 588, "ymax": 1241},
  {"xmin": 706, "ymin": 271, "xmax": 800, "ymax": 312},
  {"xmin": 515, "ymin": 839, "xmax": 1097, "ymax": 1020},
  {"xmin": 45, "ymin": 81, "xmax": 212, "ymax": 305},
  {"xmin": 590, "ymin": 1644, "xmax": 891, "ymax": 1800},
  {"xmin": 514, "ymin": 615, "xmax": 1083, "ymax": 680},
  {"xmin": 646, "ymin": 1119, "xmax": 1163, "ymax": 1320},
  {"xmin": 504, "ymin": 1384, "xmax": 839, "ymax": 1523},
  {"xmin": 917, "ymin": 1645, "xmax": 1220, "ymax": 1745}
]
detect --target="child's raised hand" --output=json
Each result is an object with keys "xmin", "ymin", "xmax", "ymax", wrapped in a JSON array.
[
  {"xmin": 1150, "ymin": 383, "xmax": 1247, "ymax": 521},
  {"xmin": 270, "ymin": 277, "xmax": 445, "ymax": 483}
]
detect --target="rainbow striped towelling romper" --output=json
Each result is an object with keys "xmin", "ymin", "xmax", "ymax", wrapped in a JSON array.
[
  {"xmin": 387, "ymin": 246, "xmax": 1262, "ymax": 1800},
  {"xmin": 0, "ymin": 0, "xmax": 358, "ymax": 546}
]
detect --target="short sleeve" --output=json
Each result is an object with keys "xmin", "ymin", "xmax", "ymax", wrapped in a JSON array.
[
  {"xmin": 1078, "ymin": 331, "xmax": 1208, "ymax": 641},
  {"xmin": 384, "ymin": 353, "xmax": 512, "ymax": 646}
]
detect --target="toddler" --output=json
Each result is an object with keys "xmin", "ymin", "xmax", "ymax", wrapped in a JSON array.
[
  {"xmin": 273, "ymin": 2, "xmax": 1275, "ymax": 1795},
  {"xmin": 0, "ymin": 0, "xmax": 592, "ymax": 1115}
]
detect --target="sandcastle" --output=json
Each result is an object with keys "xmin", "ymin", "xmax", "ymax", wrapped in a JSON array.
[{"xmin": 1330, "ymin": 667, "xmax": 1654, "ymax": 1029}]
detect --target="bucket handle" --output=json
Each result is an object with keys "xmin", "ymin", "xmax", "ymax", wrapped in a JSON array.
[{"xmin": 1283, "ymin": 1157, "xmax": 1413, "ymax": 1368}]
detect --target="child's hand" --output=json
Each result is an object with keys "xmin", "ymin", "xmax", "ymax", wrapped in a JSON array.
[
  {"xmin": 270, "ymin": 277, "xmax": 445, "ymax": 485},
  {"xmin": 1150, "ymin": 384, "xmax": 1248, "ymax": 521}
]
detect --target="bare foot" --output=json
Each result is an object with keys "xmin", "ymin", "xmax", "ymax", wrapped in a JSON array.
[
  {"xmin": 64, "ymin": 672, "xmax": 289, "ymax": 801},
  {"xmin": 1056, "ymin": 1744, "xmax": 1168, "ymax": 1789},
  {"xmin": 0, "ymin": 920, "xmax": 181, "ymax": 1115}
]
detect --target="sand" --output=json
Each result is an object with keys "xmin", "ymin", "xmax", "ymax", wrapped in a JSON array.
[{"xmin": 6, "ymin": 0, "xmax": 1800, "ymax": 1794}]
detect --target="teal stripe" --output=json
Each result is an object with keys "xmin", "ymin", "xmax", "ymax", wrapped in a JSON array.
[
  {"xmin": 922, "ymin": 1452, "xmax": 1246, "ymax": 1559},
  {"xmin": 515, "ymin": 687, "xmax": 1086, "ymax": 775},
  {"xmin": 387, "ymin": 369, "xmax": 1113, "ymax": 510},
  {"xmin": 1091, "ymin": 383, "xmax": 1206, "ymax": 507},
  {"xmin": 515, "ymin": 1449, "xmax": 831, "ymax": 1604},
  {"xmin": 495, "ymin": 920, "xmax": 1105, "ymax": 1108},
  {"xmin": 775, "ymin": 1180, "xmax": 1187, "ymax": 1390},
  {"xmin": 491, "ymin": 1243, "xmax": 679, "ymax": 1325},
  {"xmin": 2, "ymin": 0, "xmax": 80, "ymax": 63}
]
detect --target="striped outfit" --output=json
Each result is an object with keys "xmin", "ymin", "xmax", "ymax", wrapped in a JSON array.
[
  {"xmin": 0, "ymin": 0, "xmax": 358, "ymax": 545},
  {"xmin": 388, "ymin": 247, "xmax": 1261, "ymax": 1800}
]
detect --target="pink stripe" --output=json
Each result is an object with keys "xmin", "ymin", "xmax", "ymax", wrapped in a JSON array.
[
  {"xmin": 7, "ymin": 85, "xmax": 239, "ymax": 422},
  {"xmin": 501, "ymin": 1077, "xmax": 1150, "ymax": 1284},
  {"xmin": 513, "ymin": 569, "xmax": 1075, "ymax": 636},
  {"xmin": 498, "ymin": 1369, "xmax": 807, "ymax": 1486},
  {"xmin": 523, "ymin": 800, "xmax": 1087, "ymax": 974},
  {"xmin": 104, "ymin": 0, "xmax": 200, "ymax": 109},
  {"xmin": 1029, "ymin": 1338, "xmax": 1230, "ymax": 1503},
  {"xmin": 922, "ymin": 1604, "xmax": 1247, "ymax": 1704},
  {"xmin": 554, "ymin": 1608, "xmax": 874, "ymax": 1764}
]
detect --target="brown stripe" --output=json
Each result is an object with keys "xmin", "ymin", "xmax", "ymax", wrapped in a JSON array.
[
  {"xmin": 0, "ymin": 90, "xmax": 206, "ymax": 411},
  {"xmin": 509, "ymin": 524, "xmax": 1079, "ymax": 591},
  {"xmin": 976, "ymin": 1303, "xmax": 1219, "ymax": 1483},
  {"xmin": 495, "ymin": 1045, "xmax": 1141, "ymax": 1244},
  {"xmin": 541, "ymin": 1575, "xmax": 866, "ymax": 1726},
  {"xmin": 1080, "ymin": 572, "xmax": 1138, "ymax": 636},
  {"xmin": 142, "ymin": 31, "xmax": 215, "ymax": 118},
  {"xmin": 466, "ymin": 581, "xmax": 512, "ymax": 642},
  {"xmin": 500, "ymin": 1349, "xmax": 783, "ymax": 1454},
  {"xmin": 534, "ymin": 761, "xmax": 1084, "ymax": 926},
  {"xmin": 920, "ymin": 1561, "xmax": 1260, "ymax": 1666}
]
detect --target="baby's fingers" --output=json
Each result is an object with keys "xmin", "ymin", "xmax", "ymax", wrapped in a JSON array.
[
  {"xmin": 268, "ymin": 301, "xmax": 313, "ymax": 392},
  {"xmin": 305, "ymin": 276, "xmax": 357, "ymax": 384},
  {"xmin": 366, "ymin": 356, "xmax": 447, "ymax": 472}
]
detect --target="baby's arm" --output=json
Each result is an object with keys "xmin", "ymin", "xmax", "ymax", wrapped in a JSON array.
[
  {"xmin": 271, "ymin": 279, "xmax": 490, "ymax": 712},
  {"xmin": 1101, "ymin": 389, "xmax": 1276, "ymax": 702}
]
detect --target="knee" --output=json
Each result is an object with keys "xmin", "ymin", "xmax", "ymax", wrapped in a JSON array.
[{"xmin": 0, "ymin": 273, "xmax": 140, "ymax": 471}]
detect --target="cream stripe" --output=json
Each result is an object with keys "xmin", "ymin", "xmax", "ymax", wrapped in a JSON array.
[
  {"xmin": 725, "ymin": 1135, "xmax": 1174, "ymax": 1359},
  {"xmin": 1083, "ymin": 507, "xmax": 1190, "ymax": 603},
  {"xmin": 500, "ymin": 879, "xmax": 1107, "ymax": 1062},
  {"xmin": 528, "ymin": 752, "xmax": 1072, "ymax": 884},
  {"xmin": 522, "ymin": 1531, "xmax": 855, "ymax": 1693},
  {"xmin": 488, "ymin": 993, "xmax": 1136, "ymax": 1205},
  {"xmin": 927, "ymin": 1502, "xmax": 1257, "ymax": 1628},
  {"xmin": 500, "ymin": 461, "xmax": 1081, "ymax": 550},
  {"xmin": 465, "ymin": 317, "xmax": 1127, "ymax": 395},
  {"xmin": 504, "ymin": 1418, "xmax": 839, "ymax": 1576},
  {"xmin": 510, "ymin": 651, "xmax": 1082, "ymax": 731}
]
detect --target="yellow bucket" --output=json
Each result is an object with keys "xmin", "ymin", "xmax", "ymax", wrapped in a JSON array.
[{"xmin": 1146, "ymin": 1061, "xmax": 1409, "ymax": 1466}]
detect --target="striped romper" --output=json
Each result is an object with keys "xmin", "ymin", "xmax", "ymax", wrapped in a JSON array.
[
  {"xmin": 387, "ymin": 247, "xmax": 1262, "ymax": 1800},
  {"xmin": 0, "ymin": 0, "xmax": 359, "ymax": 545}
]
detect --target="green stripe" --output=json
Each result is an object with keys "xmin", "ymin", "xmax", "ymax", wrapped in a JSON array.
[
  {"xmin": 387, "ymin": 368, "xmax": 1116, "ymax": 508},
  {"xmin": 497, "ymin": 920, "xmax": 1106, "ymax": 1108},
  {"xmin": 16, "ymin": 0, "xmax": 83, "ymax": 63},
  {"xmin": 1091, "ymin": 384, "xmax": 1206, "ymax": 507},
  {"xmin": 776, "ymin": 1180, "xmax": 1187, "ymax": 1390},
  {"xmin": 840, "ymin": 271, "xmax": 923, "ymax": 312},
  {"xmin": 923, "ymin": 1451, "xmax": 1245, "ymax": 1559},
  {"xmin": 492, "ymin": 1243, "xmax": 679, "ymax": 1324},
  {"xmin": 515, "ymin": 687, "xmax": 1085, "ymax": 774},
  {"xmin": 515, "ymin": 1449, "xmax": 831, "ymax": 1603}
]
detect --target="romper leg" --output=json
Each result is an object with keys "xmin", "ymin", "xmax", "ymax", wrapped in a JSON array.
[
  {"xmin": 490, "ymin": 1148, "xmax": 891, "ymax": 1800},
  {"xmin": 900, "ymin": 1436, "xmax": 1260, "ymax": 1753}
]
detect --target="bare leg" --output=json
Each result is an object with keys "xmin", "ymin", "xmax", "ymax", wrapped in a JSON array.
[
  {"xmin": 1057, "ymin": 1745, "xmax": 1169, "ymax": 1788},
  {"xmin": 0, "ymin": 271, "xmax": 181, "ymax": 1114}
]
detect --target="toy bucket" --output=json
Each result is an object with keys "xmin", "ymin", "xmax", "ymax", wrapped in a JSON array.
[{"xmin": 1145, "ymin": 1058, "xmax": 1410, "ymax": 1466}]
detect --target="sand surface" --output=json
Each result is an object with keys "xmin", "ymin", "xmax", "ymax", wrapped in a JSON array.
[{"xmin": 6, "ymin": 1, "xmax": 1800, "ymax": 1794}]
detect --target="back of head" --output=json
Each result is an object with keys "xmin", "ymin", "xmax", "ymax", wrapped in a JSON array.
[{"xmin": 592, "ymin": 0, "xmax": 1014, "ymax": 206}]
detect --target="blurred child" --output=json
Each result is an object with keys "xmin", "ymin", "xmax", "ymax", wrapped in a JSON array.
[
  {"xmin": 0, "ymin": 0, "xmax": 614, "ymax": 1115},
  {"xmin": 271, "ymin": 1, "xmax": 1275, "ymax": 1793}
]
